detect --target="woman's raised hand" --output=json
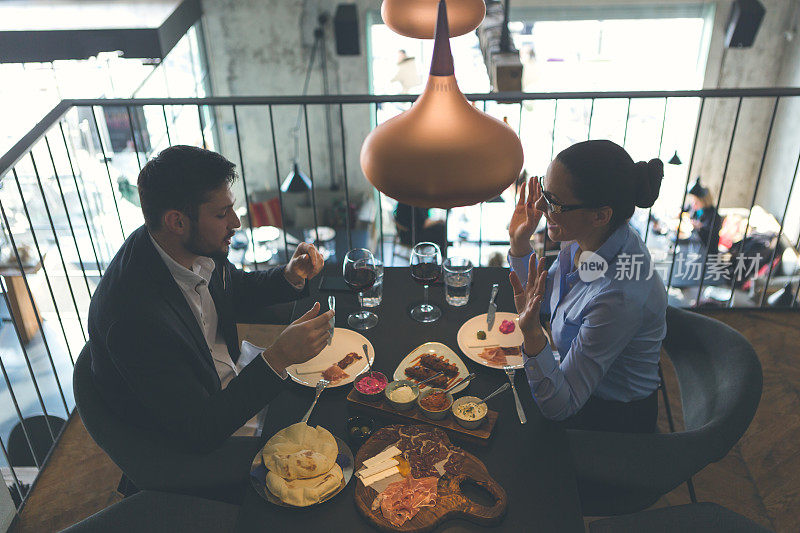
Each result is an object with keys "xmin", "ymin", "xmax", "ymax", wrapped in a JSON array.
[
  {"xmin": 509, "ymin": 251, "xmax": 548, "ymax": 354},
  {"xmin": 509, "ymin": 176, "xmax": 544, "ymax": 258}
]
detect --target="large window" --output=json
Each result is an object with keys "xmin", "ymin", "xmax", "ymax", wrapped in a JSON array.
[{"xmin": 367, "ymin": 4, "xmax": 714, "ymax": 267}]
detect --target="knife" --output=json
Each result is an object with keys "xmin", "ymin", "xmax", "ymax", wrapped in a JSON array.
[
  {"xmin": 487, "ymin": 283, "xmax": 499, "ymax": 331},
  {"xmin": 327, "ymin": 295, "xmax": 335, "ymax": 345}
]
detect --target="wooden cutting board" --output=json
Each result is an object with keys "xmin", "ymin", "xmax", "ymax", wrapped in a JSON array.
[{"xmin": 354, "ymin": 425, "xmax": 507, "ymax": 532}]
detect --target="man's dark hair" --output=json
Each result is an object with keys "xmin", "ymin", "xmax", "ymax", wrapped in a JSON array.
[{"xmin": 137, "ymin": 145, "xmax": 237, "ymax": 230}]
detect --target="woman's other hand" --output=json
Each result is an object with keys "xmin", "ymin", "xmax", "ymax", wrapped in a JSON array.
[
  {"xmin": 509, "ymin": 176, "xmax": 544, "ymax": 258},
  {"xmin": 509, "ymin": 251, "xmax": 548, "ymax": 355}
]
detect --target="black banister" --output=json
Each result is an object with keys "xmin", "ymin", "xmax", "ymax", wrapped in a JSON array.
[
  {"xmin": 727, "ymin": 97, "xmax": 780, "ymax": 307},
  {"xmin": 694, "ymin": 97, "xmax": 743, "ymax": 305},
  {"xmin": 302, "ymin": 104, "xmax": 321, "ymax": 247}
]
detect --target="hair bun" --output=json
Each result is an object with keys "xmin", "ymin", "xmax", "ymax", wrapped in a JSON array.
[{"xmin": 633, "ymin": 158, "xmax": 663, "ymax": 208}]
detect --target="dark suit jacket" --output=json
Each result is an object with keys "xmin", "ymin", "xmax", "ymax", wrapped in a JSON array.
[{"xmin": 88, "ymin": 225, "xmax": 308, "ymax": 452}]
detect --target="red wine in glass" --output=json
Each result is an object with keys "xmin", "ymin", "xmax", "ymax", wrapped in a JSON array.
[
  {"xmin": 342, "ymin": 248, "xmax": 379, "ymax": 330},
  {"xmin": 345, "ymin": 266, "xmax": 377, "ymax": 292},
  {"xmin": 411, "ymin": 263, "xmax": 440, "ymax": 285},
  {"xmin": 409, "ymin": 242, "xmax": 442, "ymax": 323}
]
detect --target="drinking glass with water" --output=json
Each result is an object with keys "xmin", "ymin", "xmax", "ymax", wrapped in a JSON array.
[
  {"xmin": 359, "ymin": 259, "xmax": 383, "ymax": 307},
  {"xmin": 443, "ymin": 256, "xmax": 473, "ymax": 306}
]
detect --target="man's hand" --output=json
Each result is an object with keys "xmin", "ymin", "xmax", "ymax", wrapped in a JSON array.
[
  {"xmin": 284, "ymin": 242, "xmax": 324, "ymax": 287},
  {"xmin": 509, "ymin": 176, "xmax": 544, "ymax": 258},
  {"xmin": 509, "ymin": 251, "xmax": 548, "ymax": 355},
  {"xmin": 263, "ymin": 302, "xmax": 333, "ymax": 375}
]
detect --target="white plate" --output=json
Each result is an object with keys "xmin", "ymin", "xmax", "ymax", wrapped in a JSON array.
[
  {"xmin": 287, "ymin": 328, "xmax": 374, "ymax": 388},
  {"xmin": 393, "ymin": 342, "xmax": 470, "ymax": 394},
  {"xmin": 250, "ymin": 435, "xmax": 353, "ymax": 508},
  {"xmin": 457, "ymin": 312, "xmax": 525, "ymax": 369}
]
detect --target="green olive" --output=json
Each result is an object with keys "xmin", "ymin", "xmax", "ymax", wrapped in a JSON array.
[{"xmin": 477, "ymin": 330, "xmax": 486, "ymax": 340}]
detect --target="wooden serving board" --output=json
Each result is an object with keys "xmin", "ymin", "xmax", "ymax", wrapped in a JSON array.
[
  {"xmin": 354, "ymin": 426, "xmax": 507, "ymax": 532},
  {"xmin": 346, "ymin": 389, "xmax": 498, "ymax": 446}
]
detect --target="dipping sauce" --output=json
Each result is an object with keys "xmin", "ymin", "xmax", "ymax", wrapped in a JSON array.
[
  {"xmin": 419, "ymin": 391, "xmax": 451, "ymax": 411},
  {"xmin": 454, "ymin": 401, "xmax": 488, "ymax": 420},
  {"xmin": 390, "ymin": 385, "xmax": 417, "ymax": 403},
  {"xmin": 355, "ymin": 373, "xmax": 387, "ymax": 395}
]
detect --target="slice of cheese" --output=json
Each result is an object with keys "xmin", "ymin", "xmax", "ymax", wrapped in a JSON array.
[
  {"xmin": 361, "ymin": 466, "xmax": 401, "ymax": 488},
  {"xmin": 362, "ymin": 446, "xmax": 401, "ymax": 469},
  {"xmin": 356, "ymin": 458, "xmax": 399, "ymax": 480},
  {"xmin": 369, "ymin": 471, "xmax": 405, "ymax": 494}
]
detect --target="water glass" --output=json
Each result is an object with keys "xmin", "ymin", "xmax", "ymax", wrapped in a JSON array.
[
  {"xmin": 443, "ymin": 256, "xmax": 473, "ymax": 306},
  {"xmin": 359, "ymin": 259, "xmax": 383, "ymax": 307}
]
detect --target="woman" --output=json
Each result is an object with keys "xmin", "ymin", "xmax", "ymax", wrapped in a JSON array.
[
  {"xmin": 508, "ymin": 140, "xmax": 667, "ymax": 433},
  {"xmin": 686, "ymin": 178, "xmax": 722, "ymax": 254}
]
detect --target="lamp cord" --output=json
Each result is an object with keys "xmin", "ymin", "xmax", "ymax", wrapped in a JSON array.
[{"xmin": 292, "ymin": 31, "xmax": 322, "ymax": 163}]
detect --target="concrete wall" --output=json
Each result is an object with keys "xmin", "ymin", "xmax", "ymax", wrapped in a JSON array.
[
  {"xmin": 690, "ymin": 0, "xmax": 799, "ymax": 231},
  {"xmin": 201, "ymin": 0, "xmax": 373, "ymax": 227},
  {"xmin": 199, "ymin": 0, "xmax": 800, "ymax": 238},
  {"xmin": 758, "ymin": 3, "xmax": 800, "ymax": 246}
]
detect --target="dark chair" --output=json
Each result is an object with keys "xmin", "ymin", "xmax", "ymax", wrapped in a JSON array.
[
  {"xmin": 8, "ymin": 415, "xmax": 66, "ymax": 466},
  {"xmin": 59, "ymin": 490, "xmax": 239, "ymax": 532},
  {"xmin": 73, "ymin": 344, "xmax": 263, "ymax": 503},
  {"xmin": 568, "ymin": 306, "xmax": 763, "ymax": 516},
  {"xmin": 588, "ymin": 502, "xmax": 772, "ymax": 533}
]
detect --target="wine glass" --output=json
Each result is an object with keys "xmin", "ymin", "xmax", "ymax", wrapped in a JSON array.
[
  {"xmin": 409, "ymin": 242, "xmax": 442, "ymax": 323},
  {"xmin": 343, "ymin": 248, "xmax": 379, "ymax": 330}
]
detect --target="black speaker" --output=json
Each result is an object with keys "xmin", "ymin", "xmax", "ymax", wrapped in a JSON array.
[
  {"xmin": 334, "ymin": 4, "xmax": 360, "ymax": 56},
  {"xmin": 724, "ymin": 0, "xmax": 765, "ymax": 48}
]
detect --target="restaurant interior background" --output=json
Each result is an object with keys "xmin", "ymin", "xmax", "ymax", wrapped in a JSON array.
[{"xmin": 1, "ymin": 0, "xmax": 799, "ymax": 530}]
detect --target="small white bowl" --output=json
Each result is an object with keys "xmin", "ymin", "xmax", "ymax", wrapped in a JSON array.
[
  {"xmin": 416, "ymin": 388, "xmax": 453, "ymax": 420},
  {"xmin": 451, "ymin": 395, "xmax": 488, "ymax": 429},
  {"xmin": 384, "ymin": 380, "xmax": 419, "ymax": 411}
]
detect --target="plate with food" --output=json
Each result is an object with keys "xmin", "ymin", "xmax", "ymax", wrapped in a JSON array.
[
  {"xmin": 393, "ymin": 342, "xmax": 469, "ymax": 394},
  {"xmin": 353, "ymin": 424, "xmax": 506, "ymax": 531},
  {"xmin": 456, "ymin": 312, "xmax": 525, "ymax": 369},
  {"xmin": 288, "ymin": 328, "xmax": 375, "ymax": 388},
  {"xmin": 250, "ymin": 422, "xmax": 354, "ymax": 507}
]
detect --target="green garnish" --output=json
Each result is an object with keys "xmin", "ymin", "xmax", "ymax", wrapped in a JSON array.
[{"xmin": 477, "ymin": 330, "xmax": 486, "ymax": 340}]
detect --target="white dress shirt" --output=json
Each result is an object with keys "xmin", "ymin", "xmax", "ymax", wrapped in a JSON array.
[{"xmin": 150, "ymin": 234, "xmax": 285, "ymax": 437}]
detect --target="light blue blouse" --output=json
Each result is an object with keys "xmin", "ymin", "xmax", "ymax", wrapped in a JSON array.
[{"xmin": 508, "ymin": 222, "xmax": 667, "ymax": 421}]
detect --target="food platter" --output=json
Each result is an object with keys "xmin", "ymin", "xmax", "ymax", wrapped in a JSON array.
[
  {"xmin": 287, "ymin": 328, "xmax": 375, "ymax": 387},
  {"xmin": 249, "ymin": 435, "xmax": 354, "ymax": 508},
  {"xmin": 393, "ymin": 342, "xmax": 470, "ymax": 394},
  {"xmin": 353, "ymin": 425, "xmax": 507, "ymax": 532},
  {"xmin": 456, "ymin": 312, "xmax": 525, "ymax": 370}
]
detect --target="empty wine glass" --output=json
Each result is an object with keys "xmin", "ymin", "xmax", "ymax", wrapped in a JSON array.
[
  {"xmin": 409, "ymin": 242, "xmax": 442, "ymax": 323},
  {"xmin": 343, "ymin": 248, "xmax": 379, "ymax": 330}
]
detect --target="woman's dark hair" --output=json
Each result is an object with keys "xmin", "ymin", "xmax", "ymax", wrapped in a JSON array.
[
  {"xmin": 556, "ymin": 139, "xmax": 663, "ymax": 229},
  {"xmin": 137, "ymin": 145, "xmax": 237, "ymax": 230}
]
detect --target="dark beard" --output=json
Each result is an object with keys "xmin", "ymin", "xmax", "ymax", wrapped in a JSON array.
[{"xmin": 185, "ymin": 223, "xmax": 228, "ymax": 261}]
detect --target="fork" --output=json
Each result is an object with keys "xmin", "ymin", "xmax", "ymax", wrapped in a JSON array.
[
  {"xmin": 301, "ymin": 379, "xmax": 330, "ymax": 424},
  {"xmin": 504, "ymin": 365, "xmax": 527, "ymax": 424}
]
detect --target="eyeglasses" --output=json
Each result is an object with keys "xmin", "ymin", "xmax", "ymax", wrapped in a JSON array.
[{"xmin": 537, "ymin": 175, "xmax": 604, "ymax": 214}]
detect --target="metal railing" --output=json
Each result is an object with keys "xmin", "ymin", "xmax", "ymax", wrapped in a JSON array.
[{"xmin": 0, "ymin": 88, "xmax": 799, "ymax": 511}]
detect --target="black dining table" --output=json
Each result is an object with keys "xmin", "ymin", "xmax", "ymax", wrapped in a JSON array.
[{"xmin": 234, "ymin": 267, "xmax": 584, "ymax": 532}]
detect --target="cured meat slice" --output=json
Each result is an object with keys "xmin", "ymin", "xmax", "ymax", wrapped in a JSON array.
[
  {"xmin": 371, "ymin": 476, "xmax": 439, "ymax": 527},
  {"xmin": 443, "ymin": 450, "xmax": 466, "ymax": 476},
  {"xmin": 478, "ymin": 347, "xmax": 508, "ymax": 365},
  {"xmin": 337, "ymin": 352, "xmax": 362, "ymax": 369},
  {"xmin": 321, "ymin": 365, "xmax": 348, "ymax": 383}
]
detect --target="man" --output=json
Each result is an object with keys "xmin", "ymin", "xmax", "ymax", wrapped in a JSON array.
[{"xmin": 88, "ymin": 145, "xmax": 330, "ymax": 453}]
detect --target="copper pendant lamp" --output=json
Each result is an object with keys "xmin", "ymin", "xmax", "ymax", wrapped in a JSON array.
[
  {"xmin": 360, "ymin": 0, "xmax": 523, "ymax": 209},
  {"xmin": 381, "ymin": 0, "xmax": 485, "ymax": 39}
]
